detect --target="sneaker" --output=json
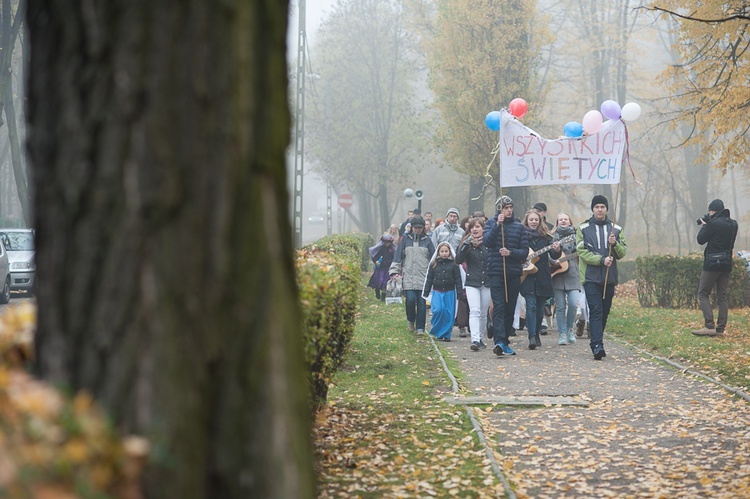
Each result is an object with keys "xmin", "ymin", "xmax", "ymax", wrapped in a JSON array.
[
  {"xmin": 501, "ymin": 343, "xmax": 516, "ymax": 355},
  {"xmin": 408, "ymin": 322, "xmax": 416, "ymax": 332},
  {"xmin": 493, "ymin": 344, "xmax": 504, "ymax": 356},
  {"xmin": 470, "ymin": 341, "xmax": 480, "ymax": 351},
  {"xmin": 479, "ymin": 340, "xmax": 488, "ymax": 349},
  {"xmin": 593, "ymin": 347, "xmax": 606, "ymax": 360},
  {"xmin": 567, "ymin": 332, "xmax": 576, "ymax": 344},
  {"xmin": 692, "ymin": 327, "xmax": 718, "ymax": 336},
  {"xmin": 528, "ymin": 340, "xmax": 536, "ymax": 350},
  {"xmin": 416, "ymin": 329, "xmax": 425, "ymax": 335},
  {"xmin": 539, "ymin": 327, "xmax": 548, "ymax": 336},
  {"xmin": 459, "ymin": 327, "xmax": 468, "ymax": 338}
]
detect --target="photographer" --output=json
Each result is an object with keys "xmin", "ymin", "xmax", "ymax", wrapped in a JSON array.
[{"xmin": 692, "ymin": 199, "xmax": 739, "ymax": 337}]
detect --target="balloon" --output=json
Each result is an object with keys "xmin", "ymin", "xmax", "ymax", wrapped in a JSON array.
[
  {"xmin": 582, "ymin": 110, "xmax": 603, "ymax": 134},
  {"xmin": 508, "ymin": 98, "xmax": 528, "ymax": 118},
  {"xmin": 621, "ymin": 102, "xmax": 641, "ymax": 121},
  {"xmin": 563, "ymin": 121, "xmax": 583, "ymax": 138},
  {"xmin": 600, "ymin": 100, "xmax": 621, "ymax": 120},
  {"xmin": 485, "ymin": 111, "xmax": 502, "ymax": 131}
]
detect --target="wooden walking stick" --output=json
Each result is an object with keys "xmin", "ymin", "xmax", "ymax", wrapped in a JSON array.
[{"xmin": 602, "ymin": 184, "xmax": 621, "ymax": 298}]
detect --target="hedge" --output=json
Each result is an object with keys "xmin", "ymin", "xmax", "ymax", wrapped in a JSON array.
[
  {"xmin": 297, "ymin": 234, "xmax": 368, "ymax": 412},
  {"xmin": 636, "ymin": 254, "xmax": 746, "ymax": 308}
]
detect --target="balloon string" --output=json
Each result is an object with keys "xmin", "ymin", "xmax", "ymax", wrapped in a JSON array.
[
  {"xmin": 470, "ymin": 140, "xmax": 500, "ymax": 202},
  {"xmin": 622, "ymin": 121, "xmax": 644, "ymax": 190}
]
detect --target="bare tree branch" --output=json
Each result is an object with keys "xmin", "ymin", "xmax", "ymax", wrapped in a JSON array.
[{"xmin": 640, "ymin": 6, "xmax": 750, "ymax": 23}]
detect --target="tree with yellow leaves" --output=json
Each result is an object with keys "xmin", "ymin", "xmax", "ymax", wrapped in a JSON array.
[{"xmin": 648, "ymin": 1, "xmax": 750, "ymax": 173}]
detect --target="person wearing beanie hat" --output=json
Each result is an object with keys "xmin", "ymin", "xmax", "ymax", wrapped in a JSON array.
[
  {"xmin": 590, "ymin": 194, "xmax": 608, "ymax": 211},
  {"xmin": 484, "ymin": 194, "xmax": 527, "ymax": 356},
  {"xmin": 692, "ymin": 198, "xmax": 738, "ymax": 337},
  {"xmin": 576, "ymin": 194, "xmax": 627, "ymax": 360},
  {"xmin": 431, "ymin": 206, "xmax": 465, "ymax": 251},
  {"xmin": 390, "ymin": 216, "xmax": 435, "ymax": 335}
]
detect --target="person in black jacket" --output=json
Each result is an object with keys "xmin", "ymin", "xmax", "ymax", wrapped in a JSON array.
[
  {"xmin": 692, "ymin": 199, "xmax": 739, "ymax": 337},
  {"xmin": 423, "ymin": 242, "xmax": 463, "ymax": 341},
  {"xmin": 456, "ymin": 217, "xmax": 490, "ymax": 351},
  {"xmin": 484, "ymin": 195, "xmax": 529, "ymax": 356},
  {"xmin": 520, "ymin": 209, "xmax": 560, "ymax": 350}
]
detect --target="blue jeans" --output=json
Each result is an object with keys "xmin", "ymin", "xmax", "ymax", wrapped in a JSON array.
[
  {"xmin": 583, "ymin": 282, "xmax": 615, "ymax": 352},
  {"xmin": 523, "ymin": 293, "xmax": 548, "ymax": 342},
  {"xmin": 489, "ymin": 276, "xmax": 521, "ymax": 346},
  {"xmin": 554, "ymin": 288, "xmax": 581, "ymax": 336},
  {"xmin": 404, "ymin": 289, "xmax": 427, "ymax": 331}
]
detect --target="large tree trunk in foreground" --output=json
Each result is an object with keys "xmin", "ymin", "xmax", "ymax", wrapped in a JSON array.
[{"xmin": 26, "ymin": 2, "xmax": 314, "ymax": 498}]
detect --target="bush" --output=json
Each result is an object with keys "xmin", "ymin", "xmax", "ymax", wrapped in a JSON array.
[
  {"xmin": 636, "ymin": 254, "xmax": 746, "ymax": 308},
  {"xmin": 297, "ymin": 235, "xmax": 362, "ymax": 412},
  {"xmin": 312, "ymin": 232, "xmax": 373, "ymax": 272}
]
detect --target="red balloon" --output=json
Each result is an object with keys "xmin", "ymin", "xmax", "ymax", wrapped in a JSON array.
[{"xmin": 509, "ymin": 98, "xmax": 528, "ymax": 118}]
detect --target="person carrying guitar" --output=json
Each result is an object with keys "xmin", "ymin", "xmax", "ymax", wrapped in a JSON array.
[
  {"xmin": 550, "ymin": 213, "xmax": 581, "ymax": 345},
  {"xmin": 520, "ymin": 209, "xmax": 561, "ymax": 350}
]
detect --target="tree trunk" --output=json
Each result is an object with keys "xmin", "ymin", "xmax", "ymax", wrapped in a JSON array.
[
  {"xmin": 3, "ymin": 82, "xmax": 31, "ymax": 224},
  {"xmin": 27, "ymin": 2, "xmax": 314, "ymax": 498}
]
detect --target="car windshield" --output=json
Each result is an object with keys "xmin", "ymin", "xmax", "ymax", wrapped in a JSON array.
[{"xmin": 2, "ymin": 232, "xmax": 34, "ymax": 251}]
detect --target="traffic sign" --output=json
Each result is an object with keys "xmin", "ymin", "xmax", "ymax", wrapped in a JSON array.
[{"xmin": 338, "ymin": 193, "xmax": 353, "ymax": 209}]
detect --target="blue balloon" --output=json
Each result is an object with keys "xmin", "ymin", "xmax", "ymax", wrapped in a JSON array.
[
  {"xmin": 485, "ymin": 111, "xmax": 502, "ymax": 131},
  {"xmin": 564, "ymin": 121, "xmax": 583, "ymax": 138}
]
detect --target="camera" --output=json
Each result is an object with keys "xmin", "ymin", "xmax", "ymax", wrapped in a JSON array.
[{"xmin": 696, "ymin": 214, "xmax": 709, "ymax": 225}]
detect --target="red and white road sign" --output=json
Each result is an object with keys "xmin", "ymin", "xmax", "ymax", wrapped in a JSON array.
[{"xmin": 338, "ymin": 193, "xmax": 353, "ymax": 209}]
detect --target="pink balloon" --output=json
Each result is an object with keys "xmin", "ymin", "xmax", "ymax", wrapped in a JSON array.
[
  {"xmin": 582, "ymin": 110, "xmax": 603, "ymax": 134},
  {"xmin": 509, "ymin": 98, "xmax": 528, "ymax": 118}
]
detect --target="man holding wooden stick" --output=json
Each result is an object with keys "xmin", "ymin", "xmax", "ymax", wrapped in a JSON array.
[
  {"xmin": 484, "ymin": 195, "xmax": 528, "ymax": 357},
  {"xmin": 576, "ymin": 195, "xmax": 628, "ymax": 360}
]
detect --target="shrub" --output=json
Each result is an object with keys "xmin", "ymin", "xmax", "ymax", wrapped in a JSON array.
[
  {"xmin": 297, "ymin": 235, "xmax": 362, "ymax": 412},
  {"xmin": 636, "ymin": 254, "xmax": 746, "ymax": 308},
  {"xmin": 312, "ymin": 232, "xmax": 373, "ymax": 272}
]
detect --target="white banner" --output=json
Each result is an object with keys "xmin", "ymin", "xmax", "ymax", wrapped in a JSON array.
[{"xmin": 499, "ymin": 109, "xmax": 626, "ymax": 186}]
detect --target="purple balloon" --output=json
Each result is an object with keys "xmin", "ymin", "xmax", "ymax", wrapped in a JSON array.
[{"xmin": 600, "ymin": 100, "xmax": 621, "ymax": 121}]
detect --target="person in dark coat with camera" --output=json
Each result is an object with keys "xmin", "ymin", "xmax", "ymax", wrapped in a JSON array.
[{"xmin": 692, "ymin": 199, "xmax": 739, "ymax": 337}]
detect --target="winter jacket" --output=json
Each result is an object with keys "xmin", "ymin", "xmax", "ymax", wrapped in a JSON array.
[
  {"xmin": 551, "ymin": 228, "xmax": 581, "ymax": 291},
  {"xmin": 483, "ymin": 213, "xmax": 528, "ymax": 280},
  {"xmin": 423, "ymin": 258, "xmax": 463, "ymax": 296},
  {"xmin": 455, "ymin": 239, "xmax": 488, "ymax": 288},
  {"xmin": 576, "ymin": 216, "xmax": 627, "ymax": 285},
  {"xmin": 389, "ymin": 232, "xmax": 435, "ymax": 290},
  {"xmin": 697, "ymin": 208, "xmax": 738, "ymax": 272},
  {"xmin": 520, "ymin": 231, "xmax": 554, "ymax": 298},
  {"xmin": 432, "ymin": 224, "xmax": 465, "ymax": 250}
]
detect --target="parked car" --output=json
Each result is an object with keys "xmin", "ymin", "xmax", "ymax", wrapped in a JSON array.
[
  {"xmin": 0, "ymin": 228, "xmax": 35, "ymax": 296},
  {"xmin": 0, "ymin": 238, "xmax": 10, "ymax": 303}
]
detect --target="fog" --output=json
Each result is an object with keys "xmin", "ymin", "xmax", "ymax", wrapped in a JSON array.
[{"xmin": 286, "ymin": 1, "xmax": 750, "ymax": 254}]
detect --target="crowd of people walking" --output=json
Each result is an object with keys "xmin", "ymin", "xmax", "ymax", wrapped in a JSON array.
[{"xmin": 374, "ymin": 194, "xmax": 628, "ymax": 361}]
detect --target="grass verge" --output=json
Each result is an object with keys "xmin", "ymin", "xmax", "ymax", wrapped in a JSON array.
[
  {"xmin": 607, "ymin": 296, "xmax": 750, "ymax": 392},
  {"xmin": 313, "ymin": 277, "xmax": 504, "ymax": 498}
]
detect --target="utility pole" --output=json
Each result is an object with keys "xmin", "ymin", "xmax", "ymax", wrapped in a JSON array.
[{"xmin": 292, "ymin": 0, "xmax": 306, "ymax": 248}]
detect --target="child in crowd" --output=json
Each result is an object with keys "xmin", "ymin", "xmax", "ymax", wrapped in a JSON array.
[
  {"xmin": 368, "ymin": 234, "xmax": 396, "ymax": 301},
  {"xmin": 423, "ymin": 242, "xmax": 463, "ymax": 341}
]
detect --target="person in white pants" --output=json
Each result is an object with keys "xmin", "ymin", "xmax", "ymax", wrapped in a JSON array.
[{"xmin": 456, "ymin": 217, "xmax": 491, "ymax": 351}]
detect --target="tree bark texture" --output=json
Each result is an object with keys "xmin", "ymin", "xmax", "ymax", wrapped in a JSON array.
[{"xmin": 26, "ymin": 2, "xmax": 314, "ymax": 498}]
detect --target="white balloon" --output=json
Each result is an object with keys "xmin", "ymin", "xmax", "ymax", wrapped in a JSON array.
[{"xmin": 621, "ymin": 102, "xmax": 642, "ymax": 122}]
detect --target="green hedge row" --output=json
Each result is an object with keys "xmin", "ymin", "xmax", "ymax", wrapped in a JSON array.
[
  {"xmin": 297, "ymin": 233, "xmax": 371, "ymax": 413},
  {"xmin": 635, "ymin": 254, "xmax": 747, "ymax": 308}
]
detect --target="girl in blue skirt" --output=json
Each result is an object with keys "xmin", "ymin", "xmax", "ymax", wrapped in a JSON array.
[{"xmin": 423, "ymin": 242, "xmax": 463, "ymax": 341}]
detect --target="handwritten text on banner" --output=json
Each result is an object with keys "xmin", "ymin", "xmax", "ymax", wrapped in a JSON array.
[{"xmin": 499, "ymin": 109, "xmax": 625, "ymax": 186}]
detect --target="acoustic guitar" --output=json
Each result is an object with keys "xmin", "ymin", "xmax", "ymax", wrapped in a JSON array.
[
  {"xmin": 520, "ymin": 235, "xmax": 575, "ymax": 283},
  {"xmin": 549, "ymin": 252, "xmax": 579, "ymax": 278}
]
